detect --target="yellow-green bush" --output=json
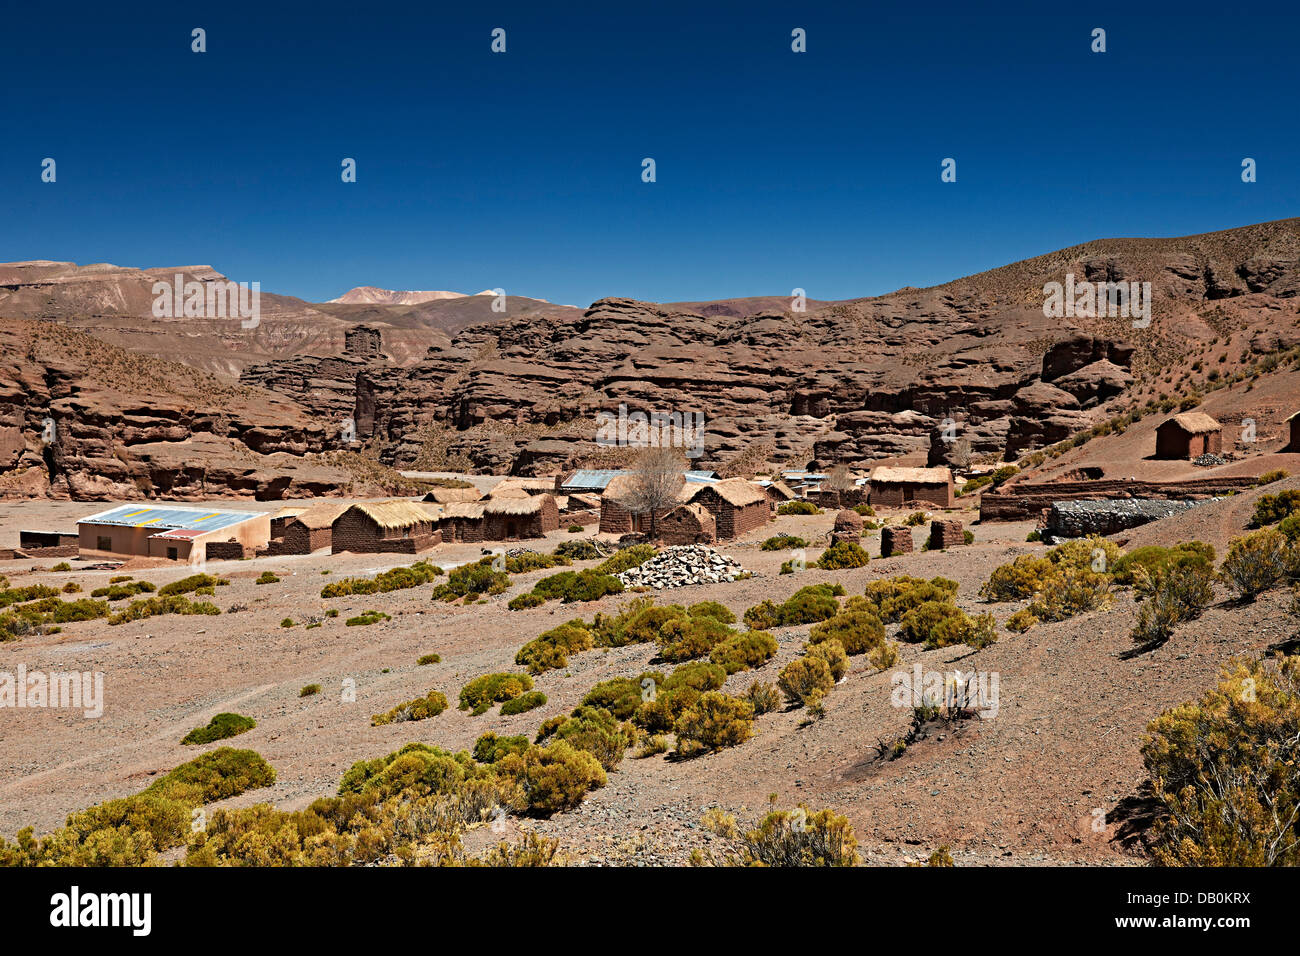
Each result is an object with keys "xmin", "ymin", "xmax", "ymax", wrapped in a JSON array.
[
  {"xmin": 1220, "ymin": 529, "xmax": 1287, "ymax": 599},
  {"xmin": 372, "ymin": 690, "xmax": 449, "ymax": 726},
  {"xmin": 1142, "ymin": 655, "xmax": 1300, "ymax": 866},
  {"xmin": 778, "ymin": 655, "xmax": 835, "ymax": 708},
  {"xmin": 674, "ymin": 692, "xmax": 756, "ymax": 755},
  {"xmin": 458, "ymin": 672, "xmax": 534, "ymax": 716},
  {"xmin": 515, "ymin": 620, "xmax": 594, "ymax": 674},
  {"xmin": 497, "ymin": 741, "xmax": 607, "ymax": 814},
  {"xmin": 807, "ymin": 610, "xmax": 886, "ymax": 655},
  {"xmin": 709, "ymin": 630, "xmax": 778, "ymax": 674}
]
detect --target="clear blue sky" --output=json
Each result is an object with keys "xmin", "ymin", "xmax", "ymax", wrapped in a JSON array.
[{"xmin": 2, "ymin": 1, "xmax": 1296, "ymax": 306}]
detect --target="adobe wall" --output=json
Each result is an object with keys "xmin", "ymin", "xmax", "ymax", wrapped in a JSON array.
[{"xmin": 980, "ymin": 475, "xmax": 1258, "ymax": 521}]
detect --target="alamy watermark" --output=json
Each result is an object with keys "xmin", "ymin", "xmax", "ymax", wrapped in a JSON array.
[
  {"xmin": 1043, "ymin": 273, "xmax": 1151, "ymax": 328},
  {"xmin": 152, "ymin": 273, "xmax": 261, "ymax": 329},
  {"xmin": 1, "ymin": 665, "xmax": 104, "ymax": 718},
  {"xmin": 596, "ymin": 403, "xmax": 706, "ymax": 458},
  {"xmin": 891, "ymin": 664, "xmax": 999, "ymax": 719}
]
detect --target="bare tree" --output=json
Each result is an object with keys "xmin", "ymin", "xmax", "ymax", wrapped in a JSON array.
[
  {"xmin": 824, "ymin": 464, "xmax": 855, "ymax": 492},
  {"xmin": 625, "ymin": 445, "xmax": 687, "ymax": 539}
]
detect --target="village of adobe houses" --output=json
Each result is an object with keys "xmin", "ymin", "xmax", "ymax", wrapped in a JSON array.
[{"xmin": 5, "ymin": 380, "xmax": 1300, "ymax": 867}]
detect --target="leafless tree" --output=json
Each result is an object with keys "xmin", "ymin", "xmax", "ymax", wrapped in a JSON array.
[
  {"xmin": 625, "ymin": 445, "xmax": 687, "ymax": 539},
  {"xmin": 824, "ymin": 464, "xmax": 855, "ymax": 492}
]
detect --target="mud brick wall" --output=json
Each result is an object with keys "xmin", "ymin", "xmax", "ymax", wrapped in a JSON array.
[
  {"xmin": 980, "ymin": 475, "xmax": 1258, "ymax": 521},
  {"xmin": 881, "ymin": 526, "xmax": 913, "ymax": 557},
  {"xmin": 205, "ymin": 541, "xmax": 247, "ymax": 560},
  {"xmin": 658, "ymin": 507, "xmax": 717, "ymax": 546},
  {"xmin": 928, "ymin": 519, "xmax": 965, "ymax": 550},
  {"xmin": 331, "ymin": 512, "xmax": 439, "ymax": 553},
  {"xmin": 599, "ymin": 501, "xmax": 635, "ymax": 535},
  {"xmin": 562, "ymin": 509, "xmax": 600, "ymax": 527}
]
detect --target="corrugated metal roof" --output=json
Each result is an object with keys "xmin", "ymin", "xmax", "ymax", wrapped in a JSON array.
[
  {"xmin": 560, "ymin": 469, "xmax": 627, "ymax": 490},
  {"xmin": 79, "ymin": 505, "xmax": 266, "ymax": 532}
]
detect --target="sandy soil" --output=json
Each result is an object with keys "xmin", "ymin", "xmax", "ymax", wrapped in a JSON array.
[{"xmin": 0, "ymin": 497, "xmax": 1288, "ymax": 865}]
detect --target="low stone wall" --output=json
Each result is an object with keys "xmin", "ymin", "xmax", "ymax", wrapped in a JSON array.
[
  {"xmin": 980, "ymin": 476, "xmax": 1258, "ymax": 521},
  {"xmin": 881, "ymin": 526, "xmax": 913, "ymax": 557},
  {"xmin": 928, "ymin": 520, "xmax": 965, "ymax": 550},
  {"xmin": 205, "ymin": 541, "xmax": 247, "ymax": 561},
  {"xmin": 1042, "ymin": 498, "xmax": 1203, "ymax": 542}
]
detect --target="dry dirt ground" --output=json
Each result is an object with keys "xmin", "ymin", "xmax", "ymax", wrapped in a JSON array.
[{"xmin": 0, "ymin": 497, "xmax": 1290, "ymax": 866}]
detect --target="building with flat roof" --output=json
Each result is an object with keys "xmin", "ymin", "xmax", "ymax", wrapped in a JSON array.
[{"xmin": 77, "ymin": 505, "xmax": 271, "ymax": 563}]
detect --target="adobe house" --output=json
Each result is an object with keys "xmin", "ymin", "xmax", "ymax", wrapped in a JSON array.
[
  {"xmin": 432, "ymin": 502, "xmax": 487, "ymax": 543},
  {"xmin": 754, "ymin": 479, "xmax": 797, "ymax": 511},
  {"xmin": 1286, "ymin": 410, "xmax": 1300, "ymax": 452},
  {"xmin": 658, "ymin": 503, "xmax": 717, "ymax": 545},
  {"xmin": 17, "ymin": 530, "xmax": 79, "ymax": 557},
  {"xmin": 276, "ymin": 502, "xmax": 351, "ymax": 554},
  {"xmin": 483, "ymin": 494, "xmax": 560, "ymax": 540},
  {"xmin": 269, "ymin": 506, "xmax": 309, "ymax": 538},
  {"xmin": 598, "ymin": 474, "xmax": 651, "ymax": 534},
  {"xmin": 868, "ymin": 467, "xmax": 954, "ymax": 508},
  {"xmin": 77, "ymin": 505, "xmax": 271, "ymax": 563},
  {"xmin": 1154, "ymin": 412, "xmax": 1222, "ymax": 460},
  {"xmin": 330, "ymin": 501, "xmax": 440, "ymax": 554},
  {"xmin": 422, "ymin": 486, "xmax": 483, "ymax": 505},
  {"xmin": 682, "ymin": 478, "xmax": 770, "ymax": 539}
]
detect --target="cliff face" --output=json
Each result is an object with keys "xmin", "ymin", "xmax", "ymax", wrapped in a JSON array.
[
  {"xmin": 235, "ymin": 219, "xmax": 1300, "ymax": 476},
  {"xmin": 6, "ymin": 219, "xmax": 1300, "ymax": 487},
  {"xmin": 0, "ymin": 321, "xmax": 352, "ymax": 500}
]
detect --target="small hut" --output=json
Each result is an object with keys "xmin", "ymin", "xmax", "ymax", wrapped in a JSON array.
[
  {"xmin": 422, "ymin": 486, "xmax": 482, "ymax": 505},
  {"xmin": 434, "ymin": 502, "xmax": 487, "ymax": 543},
  {"xmin": 1154, "ymin": 412, "xmax": 1222, "ymax": 460},
  {"xmin": 867, "ymin": 467, "xmax": 954, "ymax": 508},
  {"xmin": 483, "ymin": 494, "xmax": 560, "ymax": 540},
  {"xmin": 682, "ymin": 478, "xmax": 770, "ymax": 539},
  {"xmin": 658, "ymin": 503, "xmax": 717, "ymax": 545},
  {"xmin": 279, "ymin": 502, "xmax": 351, "ymax": 554},
  {"xmin": 754, "ymin": 479, "xmax": 798, "ymax": 511},
  {"xmin": 331, "ymin": 501, "xmax": 440, "ymax": 554}
]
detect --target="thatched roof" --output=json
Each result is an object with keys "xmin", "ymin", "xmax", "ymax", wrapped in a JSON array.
[
  {"xmin": 294, "ymin": 502, "xmax": 352, "ymax": 530},
  {"xmin": 483, "ymin": 494, "xmax": 555, "ymax": 516},
  {"xmin": 271, "ymin": 506, "xmax": 310, "ymax": 520},
  {"xmin": 757, "ymin": 479, "xmax": 797, "ymax": 500},
  {"xmin": 422, "ymin": 487, "xmax": 482, "ymax": 504},
  {"xmin": 685, "ymin": 477, "xmax": 767, "ymax": 507},
  {"xmin": 342, "ymin": 500, "xmax": 435, "ymax": 530},
  {"xmin": 436, "ymin": 502, "xmax": 486, "ymax": 520},
  {"xmin": 1165, "ymin": 412, "xmax": 1222, "ymax": 435},
  {"xmin": 487, "ymin": 478, "xmax": 555, "ymax": 498},
  {"xmin": 870, "ymin": 466, "xmax": 952, "ymax": 485}
]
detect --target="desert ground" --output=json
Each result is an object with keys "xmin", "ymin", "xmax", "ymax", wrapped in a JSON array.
[{"xmin": 3, "ymin": 488, "xmax": 1291, "ymax": 866}]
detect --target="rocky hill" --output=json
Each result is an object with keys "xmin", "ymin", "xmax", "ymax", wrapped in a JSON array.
[{"xmin": 4, "ymin": 218, "xmax": 1300, "ymax": 491}]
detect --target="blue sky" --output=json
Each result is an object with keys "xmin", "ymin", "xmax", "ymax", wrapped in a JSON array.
[{"xmin": 2, "ymin": 1, "xmax": 1297, "ymax": 306}]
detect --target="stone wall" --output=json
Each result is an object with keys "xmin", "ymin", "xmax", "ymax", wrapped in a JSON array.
[
  {"xmin": 981, "ymin": 476, "xmax": 1256, "ymax": 521},
  {"xmin": 205, "ymin": 540, "xmax": 247, "ymax": 560},
  {"xmin": 881, "ymin": 526, "xmax": 913, "ymax": 557},
  {"xmin": 928, "ymin": 519, "xmax": 965, "ymax": 550},
  {"xmin": 1042, "ymin": 498, "xmax": 1202, "ymax": 542}
]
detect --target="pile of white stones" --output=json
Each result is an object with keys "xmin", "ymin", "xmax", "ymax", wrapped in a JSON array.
[{"xmin": 616, "ymin": 545, "xmax": 747, "ymax": 590}]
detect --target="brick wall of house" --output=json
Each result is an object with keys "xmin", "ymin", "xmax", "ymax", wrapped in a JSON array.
[
  {"xmin": 658, "ymin": 506, "xmax": 717, "ymax": 545},
  {"xmin": 599, "ymin": 501, "xmax": 635, "ymax": 535},
  {"xmin": 869, "ymin": 482, "xmax": 952, "ymax": 508},
  {"xmin": 331, "ymin": 512, "xmax": 439, "ymax": 554},
  {"xmin": 205, "ymin": 541, "xmax": 247, "ymax": 560},
  {"xmin": 928, "ymin": 520, "xmax": 965, "ymax": 550}
]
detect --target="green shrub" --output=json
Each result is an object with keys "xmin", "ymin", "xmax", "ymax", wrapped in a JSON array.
[
  {"xmin": 1220, "ymin": 530, "xmax": 1287, "ymax": 599},
  {"xmin": 1143, "ymin": 655, "xmax": 1300, "ymax": 865},
  {"xmin": 555, "ymin": 539, "xmax": 600, "ymax": 560},
  {"xmin": 568, "ymin": 524, "xmax": 584, "ymax": 533},
  {"xmin": 182, "ymin": 712, "xmax": 256, "ymax": 745},
  {"xmin": 515, "ymin": 620, "xmax": 595, "ymax": 673},
  {"xmin": 430, "ymin": 558, "xmax": 509, "ymax": 601},
  {"xmin": 808, "ymin": 610, "xmax": 886, "ymax": 655},
  {"xmin": 108, "ymin": 595, "xmax": 219, "ymax": 625},
  {"xmin": 581, "ymin": 673, "xmax": 663, "ymax": 719},
  {"xmin": 528, "ymin": 568, "xmax": 623, "ymax": 603},
  {"xmin": 762, "ymin": 535, "xmax": 808, "ymax": 551},
  {"xmin": 90, "ymin": 580, "xmax": 156, "ymax": 600},
  {"xmin": 777, "ymin": 501, "xmax": 821, "ymax": 516},
  {"xmin": 507, "ymin": 592, "xmax": 545, "ymax": 610},
  {"xmin": 1048, "ymin": 535, "xmax": 1124, "ymax": 573},
  {"xmin": 472, "ymin": 733, "xmax": 530, "ymax": 764},
  {"xmin": 1005, "ymin": 609, "xmax": 1038, "ymax": 633},
  {"xmin": 743, "ymin": 583, "xmax": 843, "ymax": 629},
  {"xmin": 497, "ymin": 741, "xmax": 607, "ymax": 814},
  {"xmin": 853, "ymin": 504, "xmax": 876, "ymax": 517},
  {"xmin": 500, "ymin": 691, "xmax": 548, "ymax": 716},
  {"xmin": 861, "ymin": 576, "xmax": 959, "ymax": 622},
  {"xmin": 674, "ymin": 693, "xmax": 755, "ymax": 755},
  {"xmin": 728, "ymin": 806, "xmax": 859, "ymax": 867},
  {"xmin": 535, "ymin": 705, "xmax": 629, "ymax": 770},
  {"xmin": 815, "ymin": 540, "xmax": 869, "ymax": 570},
  {"xmin": 157, "ymin": 574, "xmax": 220, "ymax": 597},
  {"xmin": 902, "ymin": 511, "xmax": 928, "ymax": 527},
  {"xmin": 597, "ymin": 600, "xmax": 685, "ymax": 646},
  {"xmin": 709, "ymin": 630, "xmax": 778, "ymax": 673},
  {"xmin": 255, "ymin": 571, "xmax": 280, "ymax": 585},
  {"xmin": 1257, "ymin": 470, "xmax": 1290, "ymax": 485},
  {"xmin": 280, "ymin": 617, "xmax": 295, "ymax": 628},
  {"xmin": 459, "ymin": 672, "xmax": 535, "ymax": 715},
  {"xmin": 593, "ymin": 544, "xmax": 657, "ymax": 575},
  {"xmin": 657, "ymin": 614, "xmax": 736, "ymax": 662},
  {"xmin": 322, "ymin": 560, "xmax": 443, "ymax": 598},
  {"xmin": 300, "ymin": 684, "xmax": 321, "ymax": 697},
  {"xmin": 1027, "ymin": 567, "xmax": 1111, "ymax": 622},
  {"xmin": 1112, "ymin": 542, "xmax": 1216, "ymax": 585},
  {"xmin": 744, "ymin": 681, "xmax": 782, "ymax": 715},
  {"xmin": 778, "ymin": 655, "xmax": 835, "ymax": 708},
  {"xmin": 1251, "ymin": 489, "xmax": 1300, "ymax": 527},
  {"xmin": 345, "ymin": 610, "xmax": 390, "ymax": 626},
  {"xmin": 688, "ymin": 600, "xmax": 736, "ymax": 625},
  {"xmin": 417, "ymin": 653, "xmax": 442, "ymax": 665},
  {"xmin": 371, "ymin": 690, "xmax": 449, "ymax": 725},
  {"xmin": 505, "ymin": 552, "xmax": 570, "ymax": 574},
  {"xmin": 979, "ymin": 555, "xmax": 1059, "ymax": 601}
]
